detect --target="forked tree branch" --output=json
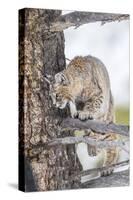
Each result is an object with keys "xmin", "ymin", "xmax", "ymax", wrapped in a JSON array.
[
  {"xmin": 50, "ymin": 11, "xmax": 129, "ymax": 31},
  {"xmin": 30, "ymin": 118, "xmax": 129, "ymax": 156},
  {"xmin": 61, "ymin": 118, "xmax": 129, "ymax": 136},
  {"xmin": 29, "ymin": 133, "xmax": 129, "ymax": 159}
]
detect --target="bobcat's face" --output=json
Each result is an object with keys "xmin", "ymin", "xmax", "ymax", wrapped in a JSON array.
[
  {"xmin": 48, "ymin": 72, "xmax": 71, "ymax": 109},
  {"xmin": 50, "ymin": 83, "xmax": 69, "ymax": 109}
]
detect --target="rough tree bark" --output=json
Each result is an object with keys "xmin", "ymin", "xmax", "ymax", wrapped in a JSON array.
[
  {"xmin": 19, "ymin": 8, "xmax": 129, "ymax": 192},
  {"xmin": 19, "ymin": 8, "xmax": 80, "ymax": 192}
]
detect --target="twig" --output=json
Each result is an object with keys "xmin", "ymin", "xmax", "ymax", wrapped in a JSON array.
[{"xmin": 66, "ymin": 58, "xmax": 71, "ymax": 62}]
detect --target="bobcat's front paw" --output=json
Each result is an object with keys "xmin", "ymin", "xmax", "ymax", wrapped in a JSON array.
[
  {"xmin": 71, "ymin": 111, "xmax": 78, "ymax": 118},
  {"xmin": 101, "ymin": 168, "xmax": 114, "ymax": 176},
  {"xmin": 78, "ymin": 111, "xmax": 93, "ymax": 120}
]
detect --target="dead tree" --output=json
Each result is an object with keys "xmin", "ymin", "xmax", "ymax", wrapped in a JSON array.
[{"xmin": 19, "ymin": 8, "xmax": 129, "ymax": 192}]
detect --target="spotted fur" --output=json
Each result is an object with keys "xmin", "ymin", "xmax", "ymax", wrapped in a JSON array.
[{"xmin": 49, "ymin": 55, "xmax": 129, "ymax": 182}]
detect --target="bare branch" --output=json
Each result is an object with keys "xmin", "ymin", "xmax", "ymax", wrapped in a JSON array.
[
  {"xmin": 82, "ymin": 170, "xmax": 129, "ymax": 188},
  {"xmin": 61, "ymin": 118, "xmax": 129, "ymax": 136},
  {"xmin": 63, "ymin": 160, "xmax": 129, "ymax": 183},
  {"xmin": 46, "ymin": 135, "xmax": 129, "ymax": 150},
  {"xmin": 50, "ymin": 11, "xmax": 129, "ymax": 31},
  {"xmin": 29, "ymin": 119, "xmax": 129, "ymax": 156},
  {"xmin": 30, "ymin": 133, "xmax": 129, "ymax": 159}
]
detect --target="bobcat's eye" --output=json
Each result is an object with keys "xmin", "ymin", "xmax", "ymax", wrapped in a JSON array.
[
  {"xmin": 56, "ymin": 94, "xmax": 62, "ymax": 101},
  {"xmin": 56, "ymin": 94, "xmax": 60, "ymax": 99}
]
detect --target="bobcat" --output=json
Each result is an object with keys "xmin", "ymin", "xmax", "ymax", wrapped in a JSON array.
[{"xmin": 46, "ymin": 55, "xmax": 129, "ymax": 182}]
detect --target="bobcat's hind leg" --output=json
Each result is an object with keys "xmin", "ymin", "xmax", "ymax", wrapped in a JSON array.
[{"xmin": 76, "ymin": 142, "xmax": 105, "ymax": 183}]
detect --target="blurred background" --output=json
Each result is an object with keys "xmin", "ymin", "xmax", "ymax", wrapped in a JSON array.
[{"xmin": 63, "ymin": 11, "xmax": 129, "ymax": 125}]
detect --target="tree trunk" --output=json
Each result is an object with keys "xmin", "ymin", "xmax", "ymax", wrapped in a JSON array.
[
  {"xmin": 19, "ymin": 8, "xmax": 129, "ymax": 192},
  {"xmin": 19, "ymin": 8, "xmax": 80, "ymax": 192}
]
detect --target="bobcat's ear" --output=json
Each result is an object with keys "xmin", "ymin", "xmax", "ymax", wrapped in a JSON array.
[{"xmin": 55, "ymin": 72, "xmax": 69, "ymax": 85}]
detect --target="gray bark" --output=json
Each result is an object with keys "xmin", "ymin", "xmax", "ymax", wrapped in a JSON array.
[{"xmin": 19, "ymin": 8, "xmax": 80, "ymax": 191}]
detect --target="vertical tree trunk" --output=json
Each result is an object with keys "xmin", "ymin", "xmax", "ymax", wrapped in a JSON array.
[{"xmin": 19, "ymin": 8, "xmax": 80, "ymax": 192}]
